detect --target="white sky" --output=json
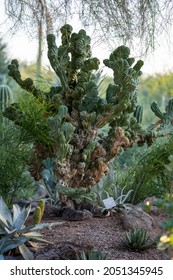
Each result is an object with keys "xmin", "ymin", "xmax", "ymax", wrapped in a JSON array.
[{"xmin": 1, "ymin": 1, "xmax": 173, "ymax": 76}]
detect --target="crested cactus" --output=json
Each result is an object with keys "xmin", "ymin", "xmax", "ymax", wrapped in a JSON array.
[{"xmin": 3, "ymin": 24, "xmax": 145, "ymax": 190}]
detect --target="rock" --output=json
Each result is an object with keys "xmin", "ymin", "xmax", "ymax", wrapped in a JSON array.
[
  {"xmin": 62, "ymin": 208, "xmax": 93, "ymax": 221},
  {"xmin": 143, "ymin": 196, "xmax": 157, "ymax": 204},
  {"xmin": 44, "ymin": 204, "xmax": 64, "ymax": 217},
  {"xmin": 143, "ymin": 197, "xmax": 161, "ymax": 216},
  {"xmin": 44, "ymin": 204, "xmax": 93, "ymax": 221},
  {"xmin": 79, "ymin": 204, "xmax": 110, "ymax": 217},
  {"xmin": 122, "ymin": 204, "xmax": 154, "ymax": 231}
]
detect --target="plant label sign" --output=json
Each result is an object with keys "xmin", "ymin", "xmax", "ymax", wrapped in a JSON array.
[{"xmin": 103, "ymin": 197, "xmax": 116, "ymax": 209}]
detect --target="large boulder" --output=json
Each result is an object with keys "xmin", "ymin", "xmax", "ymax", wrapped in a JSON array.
[{"xmin": 122, "ymin": 204, "xmax": 154, "ymax": 231}]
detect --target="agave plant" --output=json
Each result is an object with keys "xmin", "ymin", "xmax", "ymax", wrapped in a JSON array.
[
  {"xmin": 121, "ymin": 228, "xmax": 152, "ymax": 251},
  {"xmin": 0, "ymin": 236, "xmax": 28, "ymax": 260},
  {"xmin": 77, "ymin": 249, "xmax": 107, "ymax": 260},
  {"xmin": 0, "ymin": 196, "xmax": 64, "ymax": 259}
]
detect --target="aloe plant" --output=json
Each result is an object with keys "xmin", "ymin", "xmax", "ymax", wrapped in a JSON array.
[
  {"xmin": 121, "ymin": 228, "xmax": 152, "ymax": 251},
  {"xmin": 0, "ymin": 196, "xmax": 64, "ymax": 259}
]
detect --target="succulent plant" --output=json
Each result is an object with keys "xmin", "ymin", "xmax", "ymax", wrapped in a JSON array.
[
  {"xmin": 37, "ymin": 199, "xmax": 45, "ymax": 217},
  {"xmin": 3, "ymin": 24, "xmax": 145, "ymax": 191},
  {"xmin": 33, "ymin": 199, "xmax": 45, "ymax": 224},
  {"xmin": 134, "ymin": 105, "xmax": 143, "ymax": 124},
  {"xmin": 33, "ymin": 206, "xmax": 42, "ymax": 225},
  {"xmin": 41, "ymin": 157, "xmax": 97, "ymax": 205},
  {"xmin": 0, "ymin": 236, "xmax": 28, "ymax": 260},
  {"xmin": 77, "ymin": 249, "xmax": 107, "ymax": 260},
  {"xmin": 121, "ymin": 228, "xmax": 152, "ymax": 251},
  {"xmin": 0, "ymin": 196, "xmax": 64, "ymax": 259},
  {"xmin": 0, "ymin": 84, "xmax": 14, "ymax": 124},
  {"xmin": 150, "ymin": 98, "xmax": 173, "ymax": 134}
]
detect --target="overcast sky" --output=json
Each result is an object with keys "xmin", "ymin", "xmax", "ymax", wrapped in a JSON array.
[{"xmin": 1, "ymin": 1, "xmax": 173, "ymax": 76}]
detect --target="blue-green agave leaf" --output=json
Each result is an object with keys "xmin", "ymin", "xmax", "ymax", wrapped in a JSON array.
[
  {"xmin": 42, "ymin": 157, "xmax": 55, "ymax": 170},
  {"xmin": 18, "ymin": 244, "xmax": 34, "ymax": 260},
  {"xmin": 12, "ymin": 204, "xmax": 21, "ymax": 223},
  {"xmin": 41, "ymin": 169, "xmax": 52, "ymax": 182},
  {"xmin": 0, "ymin": 236, "xmax": 28, "ymax": 254},
  {"xmin": 13, "ymin": 205, "xmax": 31, "ymax": 231},
  {"xmin": 0, "ymin": 196, "xmax": 12, "ymax": 225}
]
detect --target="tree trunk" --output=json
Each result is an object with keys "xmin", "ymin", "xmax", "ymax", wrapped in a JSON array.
[{"xmin": 36, "ymin": 20, "xmax": 43, "ymax": 80}]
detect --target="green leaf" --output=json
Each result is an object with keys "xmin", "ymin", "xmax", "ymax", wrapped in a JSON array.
[
  {"xmin": 23, "ymin": 232, "xmax": 52, "ymax": 243},
  {"xmin": 0, "ymin": 236, "xmax": 28, "ymax": 254},
  {"xmin": 160, "ymin": 218, "xmax": 173, "ymax": 230},
  {"xmin": 13, "ymin": 205, "xmax": 31, "ymax": 231},
  {"xmin": 22, "ymin": 221, "xmax": 65, "ymax": 232},
  {"xmin": 18, "ymin": 244, "xmax": 34, "ymax": 260},
  {"xmin": 41, "ymin": 169, "xmax": 52, "ymax": 182},
  {"xmin": 0, "ymin": 196, "xmax": 12, "ymax": 225},
  {"xmin": 12, "ymin": 204, "xmax": 21, "ymax": 223}
]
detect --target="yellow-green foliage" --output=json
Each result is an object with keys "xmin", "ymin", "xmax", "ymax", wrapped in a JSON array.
[
  {"xmin": 33, "ymin": 206, "xmax": 42, "ymax": 225},
  {"xmin": 138, "ymin": 72, "xmax": 173, "ymax": 126},
  {"xmin": 19, "ymin": 63, "xmax": 56, "ymax": 91},
  {"xmin": 139, "ymin": 72, "xmax": 173, "ymax": 98},
  {"xmin": 15, "ymin": 94, "xmax": 53, "ymax": 145}
]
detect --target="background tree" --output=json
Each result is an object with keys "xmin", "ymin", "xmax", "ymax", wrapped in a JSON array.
[
  {"xmin": 4, "ymin": 0, "xmax": 54, "ymax": 78},
  {"xmin": 0, "ymin": 38, "xmax": 9, "ymax": 84},
  {"xmin": 4, "ymin": 0, "xmax": 173, "ymax": 55},
  {"xmin": 138, "ymin": 72, "xmax": 173, "ymax": 126}
]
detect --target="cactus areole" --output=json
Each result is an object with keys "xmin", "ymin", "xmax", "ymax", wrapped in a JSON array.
[{"xmin": 3, "ymin": 24, "xmax": 145, "ymax": 189}]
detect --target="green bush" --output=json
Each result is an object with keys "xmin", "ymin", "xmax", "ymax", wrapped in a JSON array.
[
  {"xmin": 95, "ymin": 136, "xmax": 173, "ymax": 205},
  {"xmin": 0, "ymin": 121, "xmax": 35, "ymax": 206}
]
